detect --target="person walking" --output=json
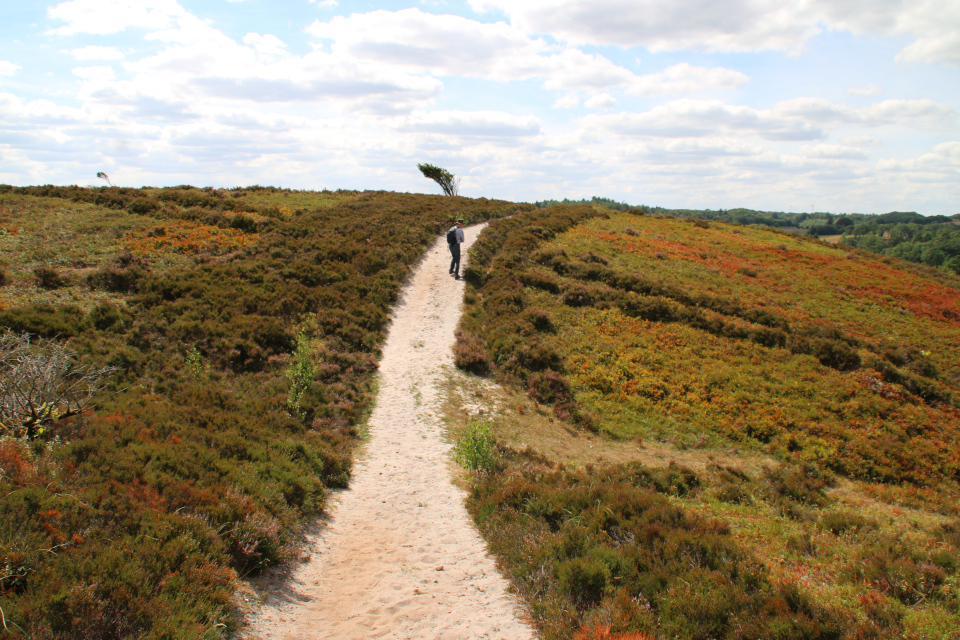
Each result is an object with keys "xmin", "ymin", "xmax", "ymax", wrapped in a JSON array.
[{"xmin": 447, "ymin": 219, "xmax": 465, "ymax": 279}]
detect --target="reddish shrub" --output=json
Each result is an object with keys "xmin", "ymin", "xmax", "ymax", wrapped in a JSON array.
[
  {"xmin": 527, "ymin": 369, "xmax": 572, "ymax": 404},
  {"xmin": 453, "ymin": 330, "xmax": 490, "ymax": 375}
]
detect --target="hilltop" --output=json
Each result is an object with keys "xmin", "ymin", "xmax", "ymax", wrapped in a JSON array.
[{"xmin": 1, "ymin": 186, "xmax": 958, "ymax": 639}]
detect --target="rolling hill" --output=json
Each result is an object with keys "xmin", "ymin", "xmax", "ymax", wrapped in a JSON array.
[
  {"xmin": 453, "ymin": 206, "xmax": 960, "ymax": 639},
  {"xmin": 1, "ymin": 187, "xmax": 958, "ymax": 639}
]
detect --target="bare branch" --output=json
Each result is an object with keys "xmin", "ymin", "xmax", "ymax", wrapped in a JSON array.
[{"xmin": 0, "ymin": 330, "xmax": 119, "ymax": 440}]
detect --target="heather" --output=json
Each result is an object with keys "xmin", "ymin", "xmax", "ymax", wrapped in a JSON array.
[
  {"xmin": 0, "ymin": 185, "xmax": 522, "ymax": 638},
  {"xmin": 535, "ymin": 198, "xmax": 960, "ymax": 274},
  {"xmin": 454, "ymin": 206, "xmax": 960, "ymax": 638}
]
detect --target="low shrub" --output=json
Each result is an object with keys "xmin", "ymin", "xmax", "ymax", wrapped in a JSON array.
[
  {"xmin": 453, "ymin": 420, "xmax": 498, "ymax": 473},
  {"xmin": 764, "ymin": 463, "xmax": 835, "ymax": 508},
  {"xmin": 844, "ymin": 541, "xmax": 949, "ymax": 605},
  {"xmin": 573, "ymin": 626, "xmax": 654, "ymax": 640},
  {"xmin": 527, "ymin": 369, "xmax": 573, "ymax": 405},
  {"xmin": 818, "ymin": 510, "xmax": 878, "ymax": 536},
  {"xmin": 33, "ymin": 266, "xmax": 69, "ymax": 290},
  {"xmin": 86, "ymin": 251, "xmax": 150, "ymax": 293},
  {"xmin": 786, "ymin": 532, "xmax": 817, "ymax": 557},
  {"xmin": 854, "ymin": 590, "xmax": 904, "ymax": 639},
  {"xmin": 0, "ymin": 304, "xmax": 89, "ymax": 338},
  {"xmin": 453, "ymin": 330, "xmax": 490, "ymax": 375},
  {"xmin": 713, "ymin": 481, "xmax": 752, "ymax": 505},
  {"xmin": 523, "ymin": 307, "xmax": 555, "ymax": 333},
  {"xmin": 558, "ymin": 556, "xmax": 610, "ymax": 609},
  {"xmin": 520, "ymin": 268, "xmax": 561, "ymax": 293}
]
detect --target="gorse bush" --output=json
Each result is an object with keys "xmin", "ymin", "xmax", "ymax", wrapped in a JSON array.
[
  {"xmin": 286, "ymin": 332, "xmax": 314, "ymax": 418},
  {"xmin": 0, "ymin": 186, "xmax": 522, "ymax": 637}
]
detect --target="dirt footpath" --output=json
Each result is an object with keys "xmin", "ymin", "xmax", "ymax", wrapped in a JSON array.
[{"xmin": 246, "ymin": 224, "xmax": 536, "ymax": 640}]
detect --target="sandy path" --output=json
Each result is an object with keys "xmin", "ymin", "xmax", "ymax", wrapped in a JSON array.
[{"xmin": 247, "ymin": 225, "xmax": 536, "ymax": 640}]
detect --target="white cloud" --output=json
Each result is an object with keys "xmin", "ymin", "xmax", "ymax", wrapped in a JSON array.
[
  {"xmin": 862, "ymin": 99, "xmax": 956, "ymax": 127},
  {"xmin": 585, "ymin": 93, "xmax": 618, "ymax": 109},
  {"xmin": 470, "ymin": 0, "xmax": 960, "ymax": 65},
  {"xmin": 47, "ymin": 3, "xmax": 445, "ymax": 115},
  {"xmin": 0, "ymin": 92, "xmax": 88, "ymax": 124},
  {"xmin": 816, "ymin": 0, "xmax": 960, "ymax": 66},
  {"xmin": 800, "ymin": 143, "xmax": 869, "ymax": 160},
  {"xmin": 393, "ymin": 110, "xmax": 541, "ymax": 137},
  {"xmin": 879, "ymin": 141, "xmax": 960, "ymax": 175},
  {"xmin": 776, "ymin": 97, "xmax": 956, "ymax": 128},
  {"xmin": 638, "ymin": 137, "xmax": 764, "ymax": 158},
  {"xmin": 48, "ymin": 0, "xmax": 185, "ymax": 36},
  {"xmin": 841, "ymin": 135, "xmax": 880, "ymax": 146},
  {"xmin": 628, "ymin": 63, "xmax": 749, "ymax": 96},
  {"xmin": 469, "ymin": 0, "xmax": 821, "ymax": 53},
  {"xmin": 847, "ymin": 83, "xmax": 881, "ymax": 96},
  {"xmin": 553, "ymin": 93, "xmax": 580, "ymax": 109},
  {"xmin": 0, "ymin": 61, "xmax": 20, "ymax": 76},
  {"xmin": 306, "ymin": 8, "xmax": 636, "ymax": 92},
  {"xmin": 72, "ymin": 66, "xmax": 116, "ymax": 81},
  {"xmin": 582, "ymin": 99, "xmax": 827, "ymax": 141},
  {"xmin": 68, "ymin": 46, "xmax": 125, "ymax": 61},
  {"xmin": 242, "ymin": 33, "xmax": 289, "ymax": 59}
]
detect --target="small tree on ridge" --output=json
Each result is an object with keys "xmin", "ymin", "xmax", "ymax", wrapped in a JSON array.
[{"xmin": 417, "ymin": 163, "xmax": 460, "ymax": 197}]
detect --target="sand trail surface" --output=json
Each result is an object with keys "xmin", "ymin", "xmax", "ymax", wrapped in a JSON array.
[{"xmin": 247, "ymin": 226, "xmax": 536, "ymax": 640}]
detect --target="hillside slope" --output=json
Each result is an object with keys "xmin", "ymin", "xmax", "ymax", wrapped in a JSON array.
[
  {"xmin": 0, "ymin": 185, "xmax": 526, "ymax": 638},
  {"xmin": 454, "ymin": 206, "xmax": 960, "ymax": 639}
]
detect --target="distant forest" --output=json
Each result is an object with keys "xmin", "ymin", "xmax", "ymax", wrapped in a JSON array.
[{"xmin": 535, "ymin": 197, "xmax": 960, "ymax": 274}]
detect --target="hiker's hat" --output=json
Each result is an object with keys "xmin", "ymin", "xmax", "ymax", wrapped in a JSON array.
[{"xmin": 457, "ymin": 218, "xmax": 464, "ymax": 224}]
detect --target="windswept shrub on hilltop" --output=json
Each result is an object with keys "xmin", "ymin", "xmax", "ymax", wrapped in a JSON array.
[{"xmin": 0, "ymin": 187, "xmax": 526, "ymax": 638}]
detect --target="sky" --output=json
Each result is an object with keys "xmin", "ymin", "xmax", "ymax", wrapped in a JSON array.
[{"xmin": 0, "ymin": 0, "xmax": 958, "ymax": 215}]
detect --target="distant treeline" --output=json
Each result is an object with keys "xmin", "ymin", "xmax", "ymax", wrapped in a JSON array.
[{"xmin": 535, "ymin": 197, "xmax": 960, "ymax": 273}]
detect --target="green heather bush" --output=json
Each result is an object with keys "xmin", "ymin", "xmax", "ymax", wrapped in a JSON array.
[
  {"xmin": 33, "ymin": 266, "xmax": 69, "ymax": 290},
  {"xmin": 0, "ymin": 304, "xmax": 90, "ymax": 338},
  {"xmin": 818, "ymin": 510, "xmax": 878, "ymax": 536},
  {"xmin": 285, "ymin": 332, "xmax": 314, "ymax": 418},
  {"xmin": 843, "ymin": 537, "xmax": 952, "ymax": 606},
  {"xmin": 763, "ymin": 462, "xmax": 835, "ymax": 509},
  {"xmin": 453, "ymin": 420, "xmax": 498, "ymax": 473},
  {"xmin": 86, "ymin": 251, "xmax": 150, "ymax": 293}
]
